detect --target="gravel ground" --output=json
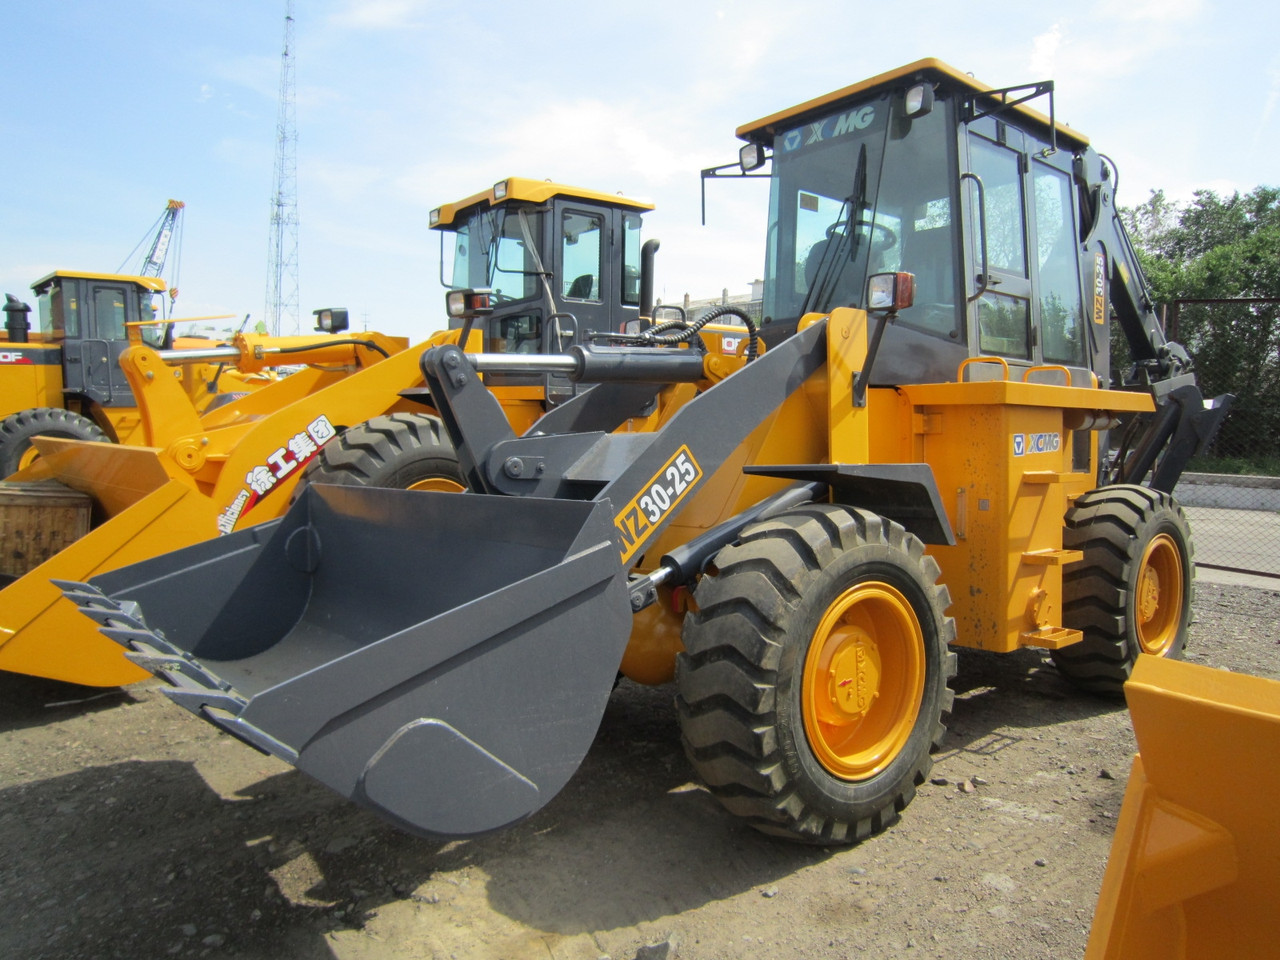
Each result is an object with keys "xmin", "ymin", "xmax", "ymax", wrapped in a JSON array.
[{"xmin": 2, "ymin": 579, "xmax": 1278, "ymax": 960}]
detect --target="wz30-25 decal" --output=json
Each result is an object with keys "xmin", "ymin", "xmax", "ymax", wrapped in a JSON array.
[{"xmin": 614, "ymin": 446, "xmax": 703, "ymax": 564}]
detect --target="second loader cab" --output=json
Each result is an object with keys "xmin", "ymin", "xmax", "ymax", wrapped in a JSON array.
[
  {"xmin": 10, "ymin": 271, "xmax": 171, "ymax": 416},
  {"xmin": 0, "ymin": 270, "xmax": 176, "ymax": 473},
  {"xmin": 430, "ymin": 178, "xmax": 654, "ymax": 405}
]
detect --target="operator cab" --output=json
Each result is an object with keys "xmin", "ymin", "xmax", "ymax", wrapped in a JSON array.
[
  {"xmin": 431, "ymin": 178, "xmax": 653, "ymax": 402},
  {"xmin": 734, "ymin": 59, "xmax": 1096, "ymax": 388},
  {"xmin": 22, "ymin": 271, "xmax": 172, "ymax": 408}
]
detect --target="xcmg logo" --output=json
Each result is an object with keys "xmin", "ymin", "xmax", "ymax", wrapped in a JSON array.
[
  {"xmin": 1013, "ymin": 432, "xmax": 1061, "ymax": 457},
  {"xmin": 781, "ymin": 106, "xmax": 877, "ymax": 152}
]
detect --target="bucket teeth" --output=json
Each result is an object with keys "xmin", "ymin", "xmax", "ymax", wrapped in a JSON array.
[
  {"xmin": 55, "ymin": 578, "xmax": 247, "ymax": 716},
  {"xmin": 52, "ymin": 580, "xmax": 150, "ymax": 633}
]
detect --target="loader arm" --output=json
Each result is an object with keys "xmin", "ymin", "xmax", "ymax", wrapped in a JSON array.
[{"xmin": 421, "ymin": 320, "xmax": 828, "ymax": 565}]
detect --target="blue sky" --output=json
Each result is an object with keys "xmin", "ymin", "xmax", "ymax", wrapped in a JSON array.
[{"xmin": 2, "ymin": 0, "xmax": 1277, "ymax": 340}]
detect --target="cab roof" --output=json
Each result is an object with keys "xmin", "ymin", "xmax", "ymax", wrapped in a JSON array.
[
  {"xmin": 736, "ymin": 58, "xmax": 1088, "ymax": 150},
  {"xmin": 430, "ymin": 177, "xmax": 654, "ymax": 229},
  {"xmin": 32, "ymin": 270, "xmax": 168, "ymax": 293}
]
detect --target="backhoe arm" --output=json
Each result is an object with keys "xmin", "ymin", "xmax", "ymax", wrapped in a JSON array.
[{"xmin": 1074, "ymin": 148, "xmax": 1232, "ymax": 490}]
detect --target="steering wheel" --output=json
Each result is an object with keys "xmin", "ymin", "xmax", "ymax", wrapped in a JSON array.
[{"xmin": 853, "ymin": 219, "xmax": 897, "ymax": 250}]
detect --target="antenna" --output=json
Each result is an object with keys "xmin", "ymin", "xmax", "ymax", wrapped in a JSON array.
[{"xmin": 265, "ymin": 0, "xmax": 299, "ymax": 335}]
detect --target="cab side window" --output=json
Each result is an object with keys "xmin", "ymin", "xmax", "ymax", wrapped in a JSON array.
[
  {"xmin": 1033, "ymin": 163, "xmax": 1085, "ymax": 365},
  {"xmin": 93, "ymin": 287, "xmax": 129, "ymax": 340},
  {"xmin": 622, "ymin": 213, "xmax": 642, "ymax": 306},
  {"xmin": 562, "ymin": 211, "xmax": 603, "ymax": 301},
  {"xmin": 969, "ymin": 136, "xmax": 1031, "ymax": 358}
]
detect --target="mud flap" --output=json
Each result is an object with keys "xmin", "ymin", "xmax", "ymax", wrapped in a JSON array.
[{"xmin": 59, "ymin": 485, "xmax": 632, "ymax": 838}]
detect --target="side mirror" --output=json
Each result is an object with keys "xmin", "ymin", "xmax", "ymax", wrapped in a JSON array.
[
  {"xmin": 312, "ymin": 307, "xmax": 350, "ymax": 333},
  {"xmin": 867, "ymin": 272, "xmax": 916, "ymax": 313},
  {"xmin": 739, "ymin": 142, "xmax": 767, "ymax": 173}
]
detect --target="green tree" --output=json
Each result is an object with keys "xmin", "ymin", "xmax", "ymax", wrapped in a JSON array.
[{"xmin": 1123, "ymin": 187, "xmax": 1280, "ymax": 470}]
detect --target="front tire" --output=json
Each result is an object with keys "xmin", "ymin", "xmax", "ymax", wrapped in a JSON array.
[
  {"xmin": 301, "ymin": 413, "xmax": 463, "ymax": 491},
  {"xmin": 1054, "ymin": 485, "xmax": 1194, "ymax": 696},
  {"xmin": 676, "ymin": 505, "xmax": 956, "ymax": 844},
  {"xmin": 0, "ymin": 407, "xmax": 111, "ymax": 477}
]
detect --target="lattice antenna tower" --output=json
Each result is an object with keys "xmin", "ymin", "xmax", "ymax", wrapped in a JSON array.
[{"xmin": 265, "ymin": 0, "xmax": 299, "ymax": 335}]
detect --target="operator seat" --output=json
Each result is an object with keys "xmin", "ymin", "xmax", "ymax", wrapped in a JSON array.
[{"xmin": 566, "ymin": 274, "xmax": 594, "ymax": 299}]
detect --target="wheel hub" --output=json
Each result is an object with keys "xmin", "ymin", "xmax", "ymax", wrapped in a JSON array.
[
  {"xmin": 1138, "ymin": 565, "xmax": 1161, "ymax": 624},
  {"xmin": 1136, "ymin": 533, "xmax": 1184, "ymax": 656},
  {"xmin": 803, "ymin": 581, "xmax": 925, "ymax": 781},
  {"xmin": 826, "ymin": 630, "xmax": 881, "ymax": 720}
]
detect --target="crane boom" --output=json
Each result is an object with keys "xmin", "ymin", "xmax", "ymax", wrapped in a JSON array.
[
  {"xmin": 140, "ymin": 199, "xmax": 185, "ymax": 278},
  {"xmin": 117, "ymin": 199, "xmax": 185, "ymax": 314}
]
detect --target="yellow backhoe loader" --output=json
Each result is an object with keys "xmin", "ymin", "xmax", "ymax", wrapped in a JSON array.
[
  {"xmin": 4, "ymin": 179, "xmax": 655, "ymax": 686},
  {"xmin": 64, "ymin": 61, "xmax": 1231, "ymax": 846}
]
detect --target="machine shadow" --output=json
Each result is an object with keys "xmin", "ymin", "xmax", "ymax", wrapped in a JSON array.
[
  {"xmin": 0, "ymin": 669, "xmax": 140, "ymax": 733},
  {"xmin": 1, "ymin": 680, "xmax": 831, "ymax": 958},
  {"xmin": 938, "ymin": 645, "xmax": 1130, "ymax": 762}
]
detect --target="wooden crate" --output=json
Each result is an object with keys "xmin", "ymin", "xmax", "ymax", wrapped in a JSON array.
[{"xmin": 0, "ymin": 480, "xmax": 92, "ymax": 580}]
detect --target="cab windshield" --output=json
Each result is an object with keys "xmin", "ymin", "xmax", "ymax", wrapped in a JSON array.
[
  {"xmin": 447, "ymin": 206, "xmax": 541, "ymax": 303},
  {"xmin": 762, "ymin": 91, "xmax": 961, "ymax": 340}
]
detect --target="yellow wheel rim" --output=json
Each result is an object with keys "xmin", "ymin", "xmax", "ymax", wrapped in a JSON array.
[
  {"xmin": 1136, "ymin": 533, "xmax": 1184, "ymax": 655},
  {"xmin": 802, "ymin": 581, "xmax": 925, "ymax": 781},
  {"xmin": 15, "ymin": 443, "xmax": 40, "ymax": 472},
  {"xmin": 405, "ymin": 476, "xmax": 466, "ymax": 493}
]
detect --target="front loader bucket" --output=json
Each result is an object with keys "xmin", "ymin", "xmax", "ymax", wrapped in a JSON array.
[{"xmin": 59, "ymin": 485, "xmax": 632, "ymax": 838}]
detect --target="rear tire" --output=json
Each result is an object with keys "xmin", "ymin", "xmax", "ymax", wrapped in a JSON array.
[
  {"xmin": 301, "ymin": 413, "xmax": 463, "ymax": 491},
  {"xmin": 0, "ymin": 407, "xmax": 110, "ymax": 477},
  {"xmin": 1054, "ymin": 485, "xmax": 1194, "ymax": 696},
  {"xmin": 676, "ymin": 504, "xmax": 956, "ymax": 844}
]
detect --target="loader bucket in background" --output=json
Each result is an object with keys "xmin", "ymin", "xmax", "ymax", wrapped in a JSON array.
[
  {"xmin": 60, "ymin": 484, "xmax": 634, "ymax": 839},
  {"xmin": 0, "ymin": 475, "xmax": 228, "ymax": 687},
  {"xmin": 1085, "ymin": 655, "xmax": 1280, "ymax": 959}
]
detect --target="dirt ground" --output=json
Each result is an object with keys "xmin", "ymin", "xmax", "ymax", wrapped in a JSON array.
[{"xmin": 3, "ymin": 578, "xmax": 1279, "ymax": 960}]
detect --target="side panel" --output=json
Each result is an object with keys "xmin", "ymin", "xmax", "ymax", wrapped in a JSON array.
[
  {"xmin": 905, "ymin": 380, "xmax": 1151, "ymax": 652},
  {"xmin": 0, "ymin": 345, "xmax": 63, "ymax": 418}
]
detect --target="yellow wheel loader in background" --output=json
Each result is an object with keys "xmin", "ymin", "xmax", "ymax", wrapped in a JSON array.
[
  {"xmin": 65, "ymin": 60, "xmax": 1232, "ymax": 846},
  {"xmin": 3, "ymin": 180, "xmax": 656, "ymax": 686},
  {"xmin": 0, "ymin": 270, "xmax": 277, "ymax": 475}
]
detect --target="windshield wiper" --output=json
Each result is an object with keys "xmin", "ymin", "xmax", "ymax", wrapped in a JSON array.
[{"xmin": 799, "ymin": 143, "xmax": 868, "ymax": 316}]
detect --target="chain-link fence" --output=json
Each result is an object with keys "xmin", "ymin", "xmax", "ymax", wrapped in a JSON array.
[{"xmin": 1142, "ymin": 299, "xmax": 1280, "ymax": 579}]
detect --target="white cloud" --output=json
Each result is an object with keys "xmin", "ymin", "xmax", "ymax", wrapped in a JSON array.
[
  {"xmin": 1028, "ymin": 24, "xmax": 1063, "ymax": 77},
  {"xmin": 1092, "ymin": 0, "xmax": 1203, "ymax": 22},
  {"xmin": 327, "ymin": 0, "xmax": 432, "ymax": 31}
]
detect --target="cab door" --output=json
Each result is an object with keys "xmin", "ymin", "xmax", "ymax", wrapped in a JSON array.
[
  {"xmin": 60, "ymin": 279, "xmax": 137, "ymax": 407},
  {"xmin": 545, "ymin": 200, "xmax": 614, "ymax": 405},
  {"xmin": 962, "ymin": 118, "xmax": 1090, "ymax": 385},
  {"xmin": 81, "ymin": 281, "xmax": 138, "ymax": 406},
  {"xmin": 963, "ymin": 121, "xmax": 1035, "ymax": 363}
]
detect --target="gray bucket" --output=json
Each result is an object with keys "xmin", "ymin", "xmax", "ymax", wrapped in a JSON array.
[{"xmin": 61, "ymin": 484, "xmax": 632, "ymax": 838}]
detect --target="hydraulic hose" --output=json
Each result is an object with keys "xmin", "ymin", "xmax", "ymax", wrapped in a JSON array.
[{"xmin": 267, "ymin": 338, "xmax": 391, "ymax": 359}]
